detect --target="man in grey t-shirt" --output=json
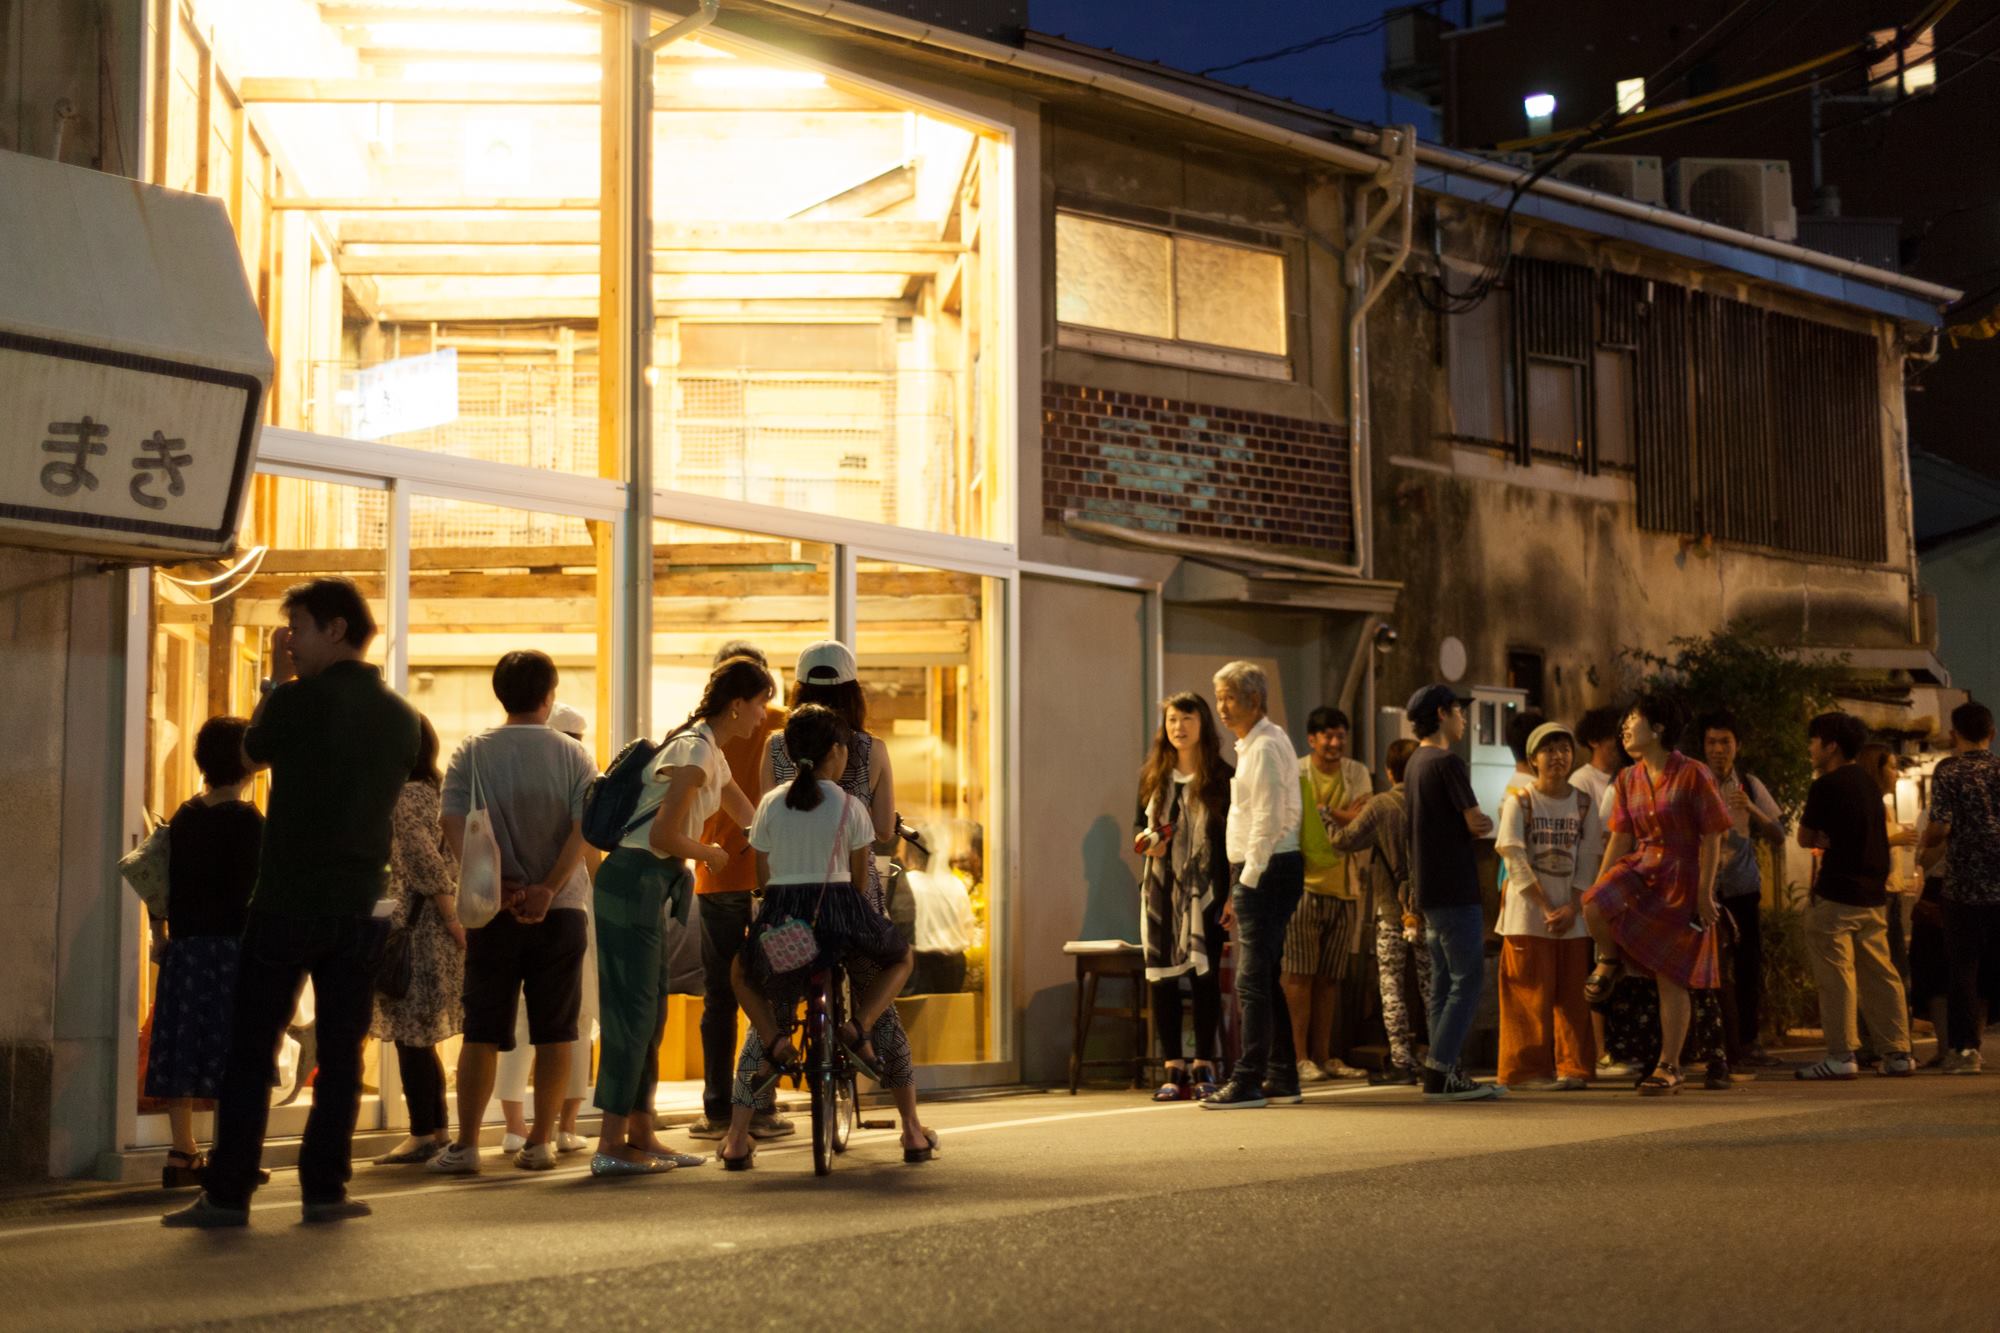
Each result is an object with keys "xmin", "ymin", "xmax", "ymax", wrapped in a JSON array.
[{"xmin": 429, "ymin": 651, "xmax": 595, "ymax": 1175}]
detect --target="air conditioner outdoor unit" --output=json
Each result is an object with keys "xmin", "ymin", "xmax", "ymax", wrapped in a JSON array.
[
  {"xmin": 1551, "ymin": 153, "xmax": 1665, "ymax": 205},
  {"xmin": 1668, "ymin": 157, "xmax": 1798, "ymax": 241}
]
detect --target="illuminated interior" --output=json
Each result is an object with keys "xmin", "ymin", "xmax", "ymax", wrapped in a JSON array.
[{"xmin": 138, "ymin": 0, "xmax": 1003, "ymax": 1144}]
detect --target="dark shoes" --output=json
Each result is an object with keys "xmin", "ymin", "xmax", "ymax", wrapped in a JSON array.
[
  {"xmin": 1198, "ymin": 1079, "xmax": 1268, "ymax": 1110},
  {"xmin": 1373, "ymin": 1063, "xmax": 1421, "ymax": 1086},
  {"xmin": 161, "ymin": 1192, "xmax": 248, "ymax": 1229},
  {"xmin": 301, "ymin": 1195, "xmax": 373, "ymax": 1224}
]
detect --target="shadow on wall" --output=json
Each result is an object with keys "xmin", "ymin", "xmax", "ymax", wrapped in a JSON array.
[{"xmin": 1023, "ymin": 815, "xmax": 1143, "ymax": 1085}]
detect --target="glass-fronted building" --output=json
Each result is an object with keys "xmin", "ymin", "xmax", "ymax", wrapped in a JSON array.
[{"xmin": 124, "ymin": 0, "xmax": 1020, "ymax": 1155}]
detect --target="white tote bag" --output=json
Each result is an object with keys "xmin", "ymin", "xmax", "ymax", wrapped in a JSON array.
[{"xmin": 457, "ymin": 747, "xmax": 505, "ymax": 930}]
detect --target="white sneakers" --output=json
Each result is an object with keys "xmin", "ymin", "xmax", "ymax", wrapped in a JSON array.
[
  {"xmin": 1296, "ymin": 1059, "xmax": 1330, "ymax": 1084},
  {"xmin": 515, "ymin": 1141, "xmax": 558, "ymax": 1171},
  {"xmin": 1949, "ymin": 1048, "xmax": 1984, "ymax": 1074},
  {"xmin": 558, "ymin": 1130, "xmax": 591, "ymax": 1153},
  {"xmin": 425, "ymin": 1142, "xmax": 481, "ymax": 1175},
  {"xmin": 500, "ymin": 1131, "xmax": 527, "ymax": 1154}
]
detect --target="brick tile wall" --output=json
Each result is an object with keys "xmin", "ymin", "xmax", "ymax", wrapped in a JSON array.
[{"xmin": 1041, "ymin": 382, "xmax": 1353, "ymax": 556}]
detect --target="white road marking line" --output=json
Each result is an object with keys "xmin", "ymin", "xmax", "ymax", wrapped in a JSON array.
[{"xmin": 0, "ymin": 1083, "xmax": 1401, "ymax": 1240}]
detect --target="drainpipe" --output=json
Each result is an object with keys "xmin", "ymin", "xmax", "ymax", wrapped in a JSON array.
[
  {"xmin": 1346, "ymin": 125, "xmax": 1416, "ymax": 584},
  {"xmin": 646, "ymin": 0, "xmax": 718, "ymax": 50},
  {"xmin": 1346, "ymin": 128, "xmax": 1415, "ymax": 768}
]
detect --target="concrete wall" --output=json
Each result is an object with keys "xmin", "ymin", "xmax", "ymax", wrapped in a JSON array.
[
  {"xmin": 1923, "ymin": 531, "xmax": 2000, "ymax": 713},
  {"xmin": 0, "ymin": 551, "xmax": 131, "ymax": 1182},
  {"xmin": 1016, "ymin": 577, "xmax": 1149, "ymax": 1085},
  {"xmin": 1365, "ymin": 209, "xmax": 1922, "ymax": 725},
  {"xmin": 0, "ymin": 0, "xmax": 146, "ymax": 1181}
]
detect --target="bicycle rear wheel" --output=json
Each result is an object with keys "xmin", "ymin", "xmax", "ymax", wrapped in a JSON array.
[{"xmin": 808, "ymin": 978, "xmax": 835, "ymax": 1177}]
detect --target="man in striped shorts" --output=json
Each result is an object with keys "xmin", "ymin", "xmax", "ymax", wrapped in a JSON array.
[{"xmin": 1282, "ymin": 707, "xmax": 1375, "ymax": 1084}]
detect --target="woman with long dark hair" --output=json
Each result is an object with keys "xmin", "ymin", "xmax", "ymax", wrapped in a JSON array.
[
  {"xmin": 1581, "ymin": 693, "xmax": 1733, "ymax": 1095},
  {"xmin": 370, "ymin": 713, "xmax": 467, "ymax": 1165},
  {"xmin": 592, "ymin": 656, "xmax": 774, "ymax": 1176},
  {"xmin": 719, "ymin": 705, "xmax": 928, "ymax": 1168},
  {"xmin": 1134, "ymin": 692, "xmax": 1232, "ymax": 1099},
  {"xmin": 758, "ymin": 640, "xmax": 934, "ymax": 1160}
]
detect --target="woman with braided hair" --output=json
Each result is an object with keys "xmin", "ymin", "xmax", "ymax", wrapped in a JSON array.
[{"xmin": 590, "ymin": 655, "xmax": 774, "ymax": 1177}]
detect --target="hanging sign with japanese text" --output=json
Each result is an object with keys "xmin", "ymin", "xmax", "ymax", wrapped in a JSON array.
[
  {"xmin": 0, "ymin": 151, "xmax": 272, "ymax": 562},
  {"xmin": 1, "ymin": 333, "xmax": 260, "ymax": 558}
]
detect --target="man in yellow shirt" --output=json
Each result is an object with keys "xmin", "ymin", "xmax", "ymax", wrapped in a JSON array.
[{"xmin": 1282, "ymin": 707, "xmax": 1374, "ymax": 1083}]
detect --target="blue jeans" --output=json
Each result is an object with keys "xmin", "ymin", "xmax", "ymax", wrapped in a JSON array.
[
  {"xmin": 1424, "ymin": 904, "xmax": 1486, "ymax": 1072},
  {"xmin": 1230, "ymin": 851, "xmax": 1307, "ymax": 1087}
]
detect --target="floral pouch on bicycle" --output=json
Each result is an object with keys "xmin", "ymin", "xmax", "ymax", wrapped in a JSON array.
[{"xmin": 756, "ymin": 793, "xmax": 862, "ymax": 975}]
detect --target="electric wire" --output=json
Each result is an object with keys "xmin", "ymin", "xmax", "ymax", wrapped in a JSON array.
[
  {"xmin": 1196, "ymin": 13, "xmax": 1392, "ymax": 79},
  {"xmin": 1415, "ymin": 0, "xmax": 1784, "ymax": 314}
]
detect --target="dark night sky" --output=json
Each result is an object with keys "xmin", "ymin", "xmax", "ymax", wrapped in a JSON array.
[{"xmin": 1027, "ymin": 0, "xmax": 1440, "ymax": 128}]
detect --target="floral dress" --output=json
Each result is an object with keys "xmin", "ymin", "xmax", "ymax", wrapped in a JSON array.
[
  {"xmin": 371, "ymin": 781, "xmax": 465, "ymax": 1047},
  {"xmin": 1583, "ymin": 751, "xmax": 1733, "ymax": 990}
]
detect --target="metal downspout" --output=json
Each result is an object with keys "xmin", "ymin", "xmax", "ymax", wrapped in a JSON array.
[{"xmin": 1345, "ymin": 127, "xmax": 1416, "ymax": 767}]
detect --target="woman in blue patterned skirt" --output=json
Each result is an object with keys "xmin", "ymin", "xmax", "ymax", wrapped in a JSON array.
[{"xmin": 147, "ymin": 716, "xmax": 263, "ymax": 1189}]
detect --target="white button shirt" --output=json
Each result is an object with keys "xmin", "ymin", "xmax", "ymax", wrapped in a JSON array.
[{"xmin": 1226, "ymin": 715, "xmax": 1303, "ymax": 887}]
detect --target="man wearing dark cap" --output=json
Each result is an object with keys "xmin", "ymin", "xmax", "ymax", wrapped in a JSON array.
[{"xmin": 1404, "ymin": 684, "xmax": 1504, "ymax": 1102}]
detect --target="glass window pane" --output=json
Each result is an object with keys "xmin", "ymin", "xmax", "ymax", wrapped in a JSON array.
[
  {"xmin": 1056, "ymin": 213, "xmax": 1172, "ymax": 339},
  {"xmin": 649, "ymin": 34, "xmax": 1003, "ymax": 539},
  {"xmin": 1174, "ymin": 235, "xmax": 1286, "ymax": 355},
  {"xmin": 1527, "ymin": 360, "xmax": 1582, "ymax": 460},
  {"xmin": 1593, "ymin": 347, "xmax": 1635, "ymax": 469},
  {"xmin": 405, "ymin": 495, "xmax": 607, "ymax": 765},
  {"xmin": 854, "ymin": 559, "xmax": 994, "ymax": 1066},
  {"xmin": 171, "ymin": 0, "xmax": 607, "ymax": 475},
  {"xmin": 1448, "ymin": 296, "xmax": 1509, "ymax": 442}
]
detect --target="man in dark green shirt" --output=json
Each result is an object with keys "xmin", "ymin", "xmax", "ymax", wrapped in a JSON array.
[{"xmin": 168, "ymin": 577, "xmax": 419, "ymax": 1229}]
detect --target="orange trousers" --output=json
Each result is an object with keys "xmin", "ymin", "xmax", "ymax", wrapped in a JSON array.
[{"xmin": 1498, "ymin": 935, "xmax": 1597, "ymax": 1084}]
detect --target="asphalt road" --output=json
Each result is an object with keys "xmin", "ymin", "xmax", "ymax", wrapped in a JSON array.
[{"xmin": 5, "ymin": 1069, "xmax": 1997, "ymax": 1331}]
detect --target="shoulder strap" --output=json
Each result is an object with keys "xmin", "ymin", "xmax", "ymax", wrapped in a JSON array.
[{"xmin": 465, "ymin": 742, "xmax": 483, "ymax": 812}]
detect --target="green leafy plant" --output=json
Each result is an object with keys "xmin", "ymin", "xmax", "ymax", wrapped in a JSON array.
[
  {"xmin": 1757, "ymin": 897, "xmax": 1822, "ymax": 1042},
  {"xmin": 1625, "ymin": 623, "xmax": 1847, "ymax": 818}
]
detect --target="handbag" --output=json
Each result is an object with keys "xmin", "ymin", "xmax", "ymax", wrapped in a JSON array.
[
  {"xmin": 457, "ymin": 749, "xmax": 505, "ymax": 930},
  {"xmin": 374, "ymin": 892, "xmax": 422, "ymax": 1000},
  {"xmin": 757, "ymin": 794, "xmax": 859, "ymax": 975},
  {"xmin": 119, "ymin": 814, "xmax": 172, "ymax": 919}
]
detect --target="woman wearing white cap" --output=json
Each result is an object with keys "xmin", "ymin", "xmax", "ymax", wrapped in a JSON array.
[
  {"xmin": 1494, "ymin": 721, "xmax": 1602, "ymax": 1089},
  {"xmin": 758, "ymin": 640, "xmax": 937, "ymax": 1162}
]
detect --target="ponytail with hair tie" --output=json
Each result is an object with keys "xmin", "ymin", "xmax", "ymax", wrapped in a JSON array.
[{"xmin": 782, "ymin": 704, "xmax": 845, "ymax": 812}]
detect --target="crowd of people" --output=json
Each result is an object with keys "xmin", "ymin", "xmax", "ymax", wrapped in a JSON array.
[
  {"xmin": 135, "ymin": 573, "xmax": 2000, "ymax": 1223},
  {"xmin": 1131, "ymin": 665, "xmax": 2000, "ymax": 1106},
  {"xmin": 150, "ymin": 576, "xmax": 945, "ymax": 1228}
]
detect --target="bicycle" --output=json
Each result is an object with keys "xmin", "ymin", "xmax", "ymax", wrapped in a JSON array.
[{"xmin": 766, "ymin": 958, "xmax": 861, "ymax": 1176}]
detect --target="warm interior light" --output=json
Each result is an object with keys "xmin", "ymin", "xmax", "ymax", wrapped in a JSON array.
[
  {"xmin": 1615, "ymin": 78, "xmax": 1645, "ymax": 113},
  {"xmin": 401, "ymin": 59, "xmax": 601, "ymax": 86},
  {"xmin": 366, "ymin": 23, "xmax": 598, "ymax": 55},
  {"xmin": 688, "ymin": 66, "xmax": 827, "ymax": 90},
  {"xmin": 1523, "ymin": 92, "xmax": 1557, "ymax": 119}
]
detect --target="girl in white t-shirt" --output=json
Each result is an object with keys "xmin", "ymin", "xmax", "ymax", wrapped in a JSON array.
[
  {"xmin": 592, "ymin": 656, "xmax": 773, "ymax": 1177},
  {"xmin": 1495, "ymin": 721, "xmax": 1602, "ymax": 1091},
  {"xmin": 717, "ymin": 704, "xmax": 930, "ymax": 1169}
]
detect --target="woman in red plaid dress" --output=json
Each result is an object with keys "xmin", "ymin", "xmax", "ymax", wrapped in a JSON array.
[{"xmin": 1581, "ymin": 694, "xmax": 1732, "ymax": 1095}]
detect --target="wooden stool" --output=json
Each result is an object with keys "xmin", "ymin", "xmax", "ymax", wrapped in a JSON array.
[{"xmin": 1063, "ymin": 942, "xmax": 1149, "ymax": 1094}]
